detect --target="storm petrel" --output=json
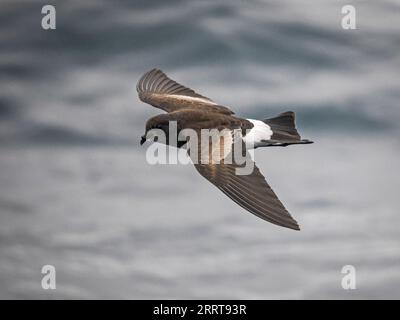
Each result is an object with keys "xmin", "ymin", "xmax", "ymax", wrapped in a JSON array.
[{"xmin": 138, "ymin": 69, "xmax": 313, "ymax": 230}]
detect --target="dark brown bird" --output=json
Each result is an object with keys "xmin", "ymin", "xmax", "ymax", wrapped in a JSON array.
[{"xmin": 137, "ymin": 68, "xmax": 313, "ymax": 230}]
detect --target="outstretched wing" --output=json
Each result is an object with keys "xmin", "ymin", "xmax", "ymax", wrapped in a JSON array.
[
  {"xmin": 195, "ymin": 162, "xmax": 300, "ymax": 230},
  {"xmin": 137, "ymin": 69, "xmax": 234, "ymax": 115},
  {"xmin": 190, "ymin": 131, "xmax": 300, "ymax": 230}
]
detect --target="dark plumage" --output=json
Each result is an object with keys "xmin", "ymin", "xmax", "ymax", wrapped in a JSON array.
[{"xmin": 137, "ymin": 68, "xmax": 313, "ymax": 230}]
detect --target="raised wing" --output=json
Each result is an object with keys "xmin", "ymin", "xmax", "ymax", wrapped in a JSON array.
[
  {"xmin": 191, "ymin": 133, "xmax": 300, "ymax": 230},
  {"xmin": 137, "ymin": 69, "xmax": 234, "ymax": 115}
]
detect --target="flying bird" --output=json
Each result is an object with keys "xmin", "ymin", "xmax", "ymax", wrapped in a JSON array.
[{"xmin": 137, "ymin": 69, "xmax": 313, "ymax": 230}]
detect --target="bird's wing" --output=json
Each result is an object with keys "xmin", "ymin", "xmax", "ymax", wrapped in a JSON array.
[
  {"xmin": 137, "ymin": 69, "xmax": 234, "ymax": 115},
  {"xmin": 190, "ymin": 131, "xmax": 300, "ymax": 230}
]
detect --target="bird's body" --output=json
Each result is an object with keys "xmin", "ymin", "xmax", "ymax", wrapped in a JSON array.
[{"xmin": 137, "ymin": 69, "xmax": 313, "ymax": 230}]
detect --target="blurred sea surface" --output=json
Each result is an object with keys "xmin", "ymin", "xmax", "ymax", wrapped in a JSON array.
[{"xmin": 0, "ymin": 0, "xmax": 399, "ymax": 298}]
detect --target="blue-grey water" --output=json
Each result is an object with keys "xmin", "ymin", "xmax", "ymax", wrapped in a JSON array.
[{"xmin": 1, "ymin": 0, "xmax": 399, "ymax": 299}]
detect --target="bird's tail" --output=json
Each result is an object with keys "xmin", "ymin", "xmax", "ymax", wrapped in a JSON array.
[{"xmin": 259, "ymin": 111, "xmax": 313, "ymax": 147}]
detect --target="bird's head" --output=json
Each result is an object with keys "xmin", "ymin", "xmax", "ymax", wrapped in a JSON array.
[{"xmin": 140, "ymin": 114, "xmax": 171, "ymax": 145}]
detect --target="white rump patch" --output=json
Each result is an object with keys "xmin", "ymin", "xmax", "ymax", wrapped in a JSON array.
[{"xmin": 242, "ymin": 119, "xmax": 273, "ymax": 148}]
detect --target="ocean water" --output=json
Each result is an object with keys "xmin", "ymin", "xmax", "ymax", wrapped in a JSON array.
[{"xmin": 0, "ymin": 0, "xmax": 399, "ymax": 299}]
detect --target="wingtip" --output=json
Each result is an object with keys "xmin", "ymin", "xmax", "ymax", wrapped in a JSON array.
[
  {"xmin": 288, "ymin": 220, "xmax": 301, "ymax": 231},
  {"xmin": 145, "ymin": 68, "xmax": 163, "ymax": 76},
  {"xmin": 286, "ymin": 222, "xmax": 301, "ymax": 231},
  {"xmin": 285, "ymin": 216, "xmax": 301, "ymax": 231},
  {"xmin": 136, "ymin": 68, "xmax": 164, "ymax": 93}
]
